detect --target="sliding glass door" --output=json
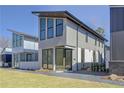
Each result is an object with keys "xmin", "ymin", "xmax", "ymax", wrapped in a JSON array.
[
  {"xmin": 42, "ymin": 49, "xmax": 53, "ymax": 70},
  {"xmin": 65, "ymin": 49, "xmax": 72, "ymax": 70},
  {"xmin": 56, "ymin": 48, "xmax": 72, "ymax": 70},
  {"xmin": 55, "ymin": 48, "xmax": 64, "ymax": 70}
]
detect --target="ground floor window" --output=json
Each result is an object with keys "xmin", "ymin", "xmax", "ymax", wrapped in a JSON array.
[
  {"xmin": 42, "ymin": 48, "xmax": 72, "ymax": 70},
  {"xmin": 14, "ymin": 52, "xmax": 38, "ymax": 62},
  {"xmin": 42, "ymin": 49, "xmax": 53, "ymax": 70},
  {"xmin": 56, "ymin": 48, "xmax": 72, "ymax": 70}
]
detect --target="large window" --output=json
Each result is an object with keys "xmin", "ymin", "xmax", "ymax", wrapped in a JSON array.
[
  {"xmin": 56, "ymin": 48, "xmax": 64, "ymax": 70},
  {"xmin": 42, "ymin": 49, "xmax": 53, "ymax": 69},
  {"xmin": 13, "ymin": 33, "xmax": 23, "ymax": 48},
  {"xmin": 56, "ymin": 48, "xmax": 72, "ymax": 70},
  {"xmin": 40, "ymin": 18, "xmax": 46, "ymax": 40},
  {"xmin": 47, "ymin": 18, "xmax": 54, "ymax": 39},
  {"xmin": 56, "ymin": 19, "xmax": 63, "ymax": 36},
  {"xmin": 19, "ymin": 53, "xmax": 38, "ymax": 62}
]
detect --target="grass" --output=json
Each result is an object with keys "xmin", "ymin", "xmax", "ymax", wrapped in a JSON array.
[{"xmin": 0, "ymin": 68, "xmax": 123, "ymax": 88}]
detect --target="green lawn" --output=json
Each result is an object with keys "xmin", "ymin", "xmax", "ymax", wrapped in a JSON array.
[{"xmin": 0, "ymin": 68, "xmax": 123, "ymax": 88}]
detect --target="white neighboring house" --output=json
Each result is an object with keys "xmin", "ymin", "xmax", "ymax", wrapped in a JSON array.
[
  {"xmin": 32, "ymin": 11, "xmax": 107, "ymax": 71},
  {"xmin": 8, "ymin": 29, "xmax": 40, "ymax": 70}
]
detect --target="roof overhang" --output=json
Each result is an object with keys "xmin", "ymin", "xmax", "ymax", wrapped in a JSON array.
[
  {"xmin": 7, "ymin": 29, "xmax": 38, "ymax": 41},
  {"xmin": 32, "ymin": 11, "xmax": 107, "ymax": 41}
]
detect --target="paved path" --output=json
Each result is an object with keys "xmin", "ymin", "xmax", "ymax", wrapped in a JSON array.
[{"xmin": 35, "ymin": 71, "xmax": 124, "ymax": 86}]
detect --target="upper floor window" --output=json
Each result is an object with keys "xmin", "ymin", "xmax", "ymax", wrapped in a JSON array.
[
  {"xmin": 56, "ymin": 19, "xmax": 63, "ymax": 37},
  {"xmin": 13, "ymin": 33, "xmax": 23, "ymax": 48},
  {"xmin": 40, "ymin": 18, "xmax": 46, "ymax": 40},
  {"xmin": 47, "ymin": 18, "xmax": 54, "ymax": 39},
  {"xmin": 85, "ymin": 33, "xmax": 88, "ymax": 43}
]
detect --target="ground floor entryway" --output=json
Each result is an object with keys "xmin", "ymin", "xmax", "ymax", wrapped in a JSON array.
[
  {"xmin": 41, "ymin": 46, "xmax": 106, "ymax": 72},
  {"xmin": 42, "ymin": 47, "xmax": 72, "ymax": 71}
]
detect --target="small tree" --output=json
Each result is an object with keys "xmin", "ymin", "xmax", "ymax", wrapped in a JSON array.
[
  {"xmin": 0, "ymin": 36, "xmax": 9, "ymax": 54},
  {"xmin": 96, "ymin": 27, "xmax": 105, "ymax": 37}
]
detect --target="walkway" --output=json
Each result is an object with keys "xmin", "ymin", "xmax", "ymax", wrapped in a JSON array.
[{"xmin": 35, "ymin": 70, "xmax": 124, "ymax": 86}]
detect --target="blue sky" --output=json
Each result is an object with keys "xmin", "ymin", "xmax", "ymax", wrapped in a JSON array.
[{"xmin": 0, "ymin": 5, "xmax": 110, "ymax": 44}]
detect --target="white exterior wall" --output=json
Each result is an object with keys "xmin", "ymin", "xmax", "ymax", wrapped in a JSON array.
[
  {"xmin": 72, "ymin": 48, "xmax": 77, "ymax": 71},
  {"xmin": 84, "ymin": 49, "xmax": 93, "ymax": 63},
  {"xmin": 19, "ymin": 62, "xmax": 40, "ymax": 70},
  {"xmin": 24, "ymin": 40, "xmax": 38, "ymax": 50},
  {"xmin": 96, "ymin": 51, "xmax": 99, "ymax": 62}
]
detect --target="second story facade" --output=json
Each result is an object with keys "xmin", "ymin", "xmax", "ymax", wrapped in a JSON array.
[
  {"xmin": 33, "ymin": 11, "xmax": 105, "ymax": 52},
  {"xmin": 8, "ymin": 29, "xmax": 38, "ymax": 53}
]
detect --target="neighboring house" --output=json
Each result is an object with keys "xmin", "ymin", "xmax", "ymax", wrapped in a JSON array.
[
  {"xmin": 32, "ymin": 11, "xmax": 107, "ymax": 71},
  {"xmin": 0, "ymin": 47, "xmax": 12, "ymax": 67},
  {"xmin": 110, "ymin": 6, "xmax": 124, "ymax": 75},
  {"xmin": 8, "ymin": 29, "xmax": 40, "ymax": 70}
]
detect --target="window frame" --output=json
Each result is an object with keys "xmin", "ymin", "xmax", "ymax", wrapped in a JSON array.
[
  {"xmin": 40, "ymin": 17, "xmax": 46, "ymax": 40},
  {"xmin": 56, "ymin": 19, "xmax": 63, "ymax": 37},
  {"xmin": 47, "ymin": 18, "xmax": 54, "ymax": 39}
]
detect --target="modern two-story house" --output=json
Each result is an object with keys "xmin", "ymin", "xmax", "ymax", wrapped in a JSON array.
[
  {"xmin": 32, "ymin": 11, "xmax": 107, "ymax": 71},
  {"xmin": 8, "ymin": 29, "xmax": 40, "ymax": 70}
]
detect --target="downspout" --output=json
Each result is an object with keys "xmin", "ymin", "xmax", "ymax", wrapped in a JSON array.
[{"xmin": 76, "ymin": 25, "xmax": 79, "ymax": 71}]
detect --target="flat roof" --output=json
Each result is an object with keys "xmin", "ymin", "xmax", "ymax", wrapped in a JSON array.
[
  {"xmin": 32, "ymin": 11, "xmax": 107, "ymax": 41},
  {"xmin": 7, "ymin": 29, "xmax": 38, "ymax": 41}
]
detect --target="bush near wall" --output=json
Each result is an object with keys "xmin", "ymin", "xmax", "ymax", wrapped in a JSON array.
[{"xmin": 91, "ymin": 63, "xmax": 109, "ymax": 72}]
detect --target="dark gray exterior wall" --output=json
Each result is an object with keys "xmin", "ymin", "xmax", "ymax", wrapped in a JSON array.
[{"xmin": 110, "ymin": 6, "xmax": 124, "ymax": 75}]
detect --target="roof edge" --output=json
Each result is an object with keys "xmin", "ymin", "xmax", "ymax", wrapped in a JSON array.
[{"xmin": 32, "ymin": 11, "xmax": 107, "ymax": 41}]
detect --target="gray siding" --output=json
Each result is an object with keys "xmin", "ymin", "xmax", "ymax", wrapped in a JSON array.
[
  {"xmin": 65, "ymin": 19, "xmax": 104, "ymax": 52},
  {"xmin": 110, "ymin": 7, "xmax": 124, "ymax": 60},
  {"xmin": 110, "ymin": 7, "xmax": 124, "ymax": 32},
  {"xmin": 111, "ymin": 31, "xmax": 124, "ymax": 60}
]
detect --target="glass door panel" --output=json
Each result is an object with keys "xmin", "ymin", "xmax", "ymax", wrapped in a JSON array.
[
  {"xmin": 47, "ymin": 49, "xmax": 53, "ymax": 70},
  {"xmin": 55, "ymin": 48, "xmax": 64, "ymax": 70},
  {"xmin": 65, "ymin": 49, "xmax": 72, "ymax": 70},
  {"xmin": 42, "ymin": 49, "xmax": 48, "ymax": 69}
]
